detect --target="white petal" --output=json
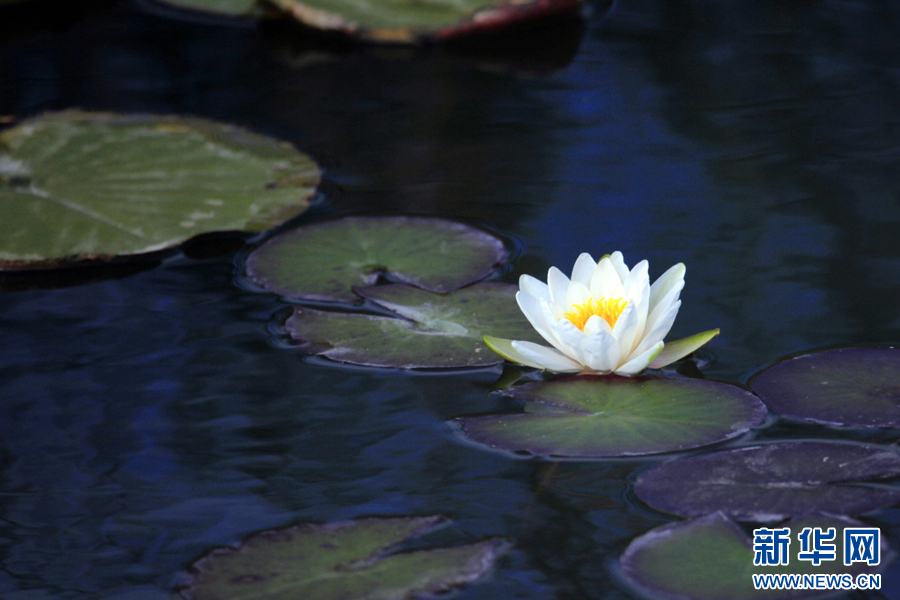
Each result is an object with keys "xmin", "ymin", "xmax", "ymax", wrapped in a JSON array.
[
  {"xmin": 612, "ymin": 301, "xmax": 640, "ymax": 360},
  {"xmin": 518, "ymin": 274, "xmax": 550, "ymax": 304},
  {"xmin": 511, "ymin": 341, "xmax": 583, "ymax": 372},
  {"xmin": 632, "ymin": 300, "xmax": 681, "ymax": 357},
  {"xmin": 609, "ymin": 251, "xmax": 630, "ymax": 283},
  {"xmin": 615, "ymin": 341, "xmax": 664, "ymax": 376},
  {"xmin": 566, "ymin": 280, "xmax": 592, "ymax": 308},
  {"xmin": 554, "ymin": 318, "xmax": 589, "ymax": 359},
  {"xmin": 547, "ymin": 267, "xmax": 570, "ymax": 307},
  {"xmin": 590, "ymin": 258, "xmax": 625, "ymax": 299},
  {"xmin": 624, "ymin": 260, "xmax": 651, "ymax": 345},
  {"xmin": 649, "ymin": 262, "xmax": 685, "ymax": 313},
  {"xmin": 583, "ymin": 314, "xmax": 612, "ymax": 337},
  {"xmin": 582, "ymin": 330, "xmax": 620, "ymax": 373},
  {"xmin": 645, "ymin": 280, "xmax": 684, "ymax": 333},
  {"xmin": 571, "ymin": 253, "xmax": 596, "ymax": 286},
  {"xmin": 517, "ymin": 292, "xmax": 574, "ymax": 355}
]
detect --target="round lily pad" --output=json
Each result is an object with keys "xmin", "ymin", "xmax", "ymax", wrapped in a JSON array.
[
  {"xmin": 181, "ymin": 515, "xmax": 508, "ymax": 600},
  {"xmin": 0, "ymin": 111, "xmax": 320, "ymax": 269},
  {"xmin": 286, "ymin": 282, "xmax": 543, "ymax": 368},
  {"xmin": 247, "ymin": 216, "xmax": 507, "ymax": 303},
  {"xmin": 146, "ymin": 0, "xmax": 261, "ymax": 17},
  {"xmin": 751, "ymin": 347, "xmax": 900, "ymax": 428},
  {"xmin": 620, "ymin": 512, "xmax": 888, "ymax": 600},
  {"xmin": 634, "ymin": 441, "xmax": 900, "ymax": 522},
  {"xmin": 455, "ymin": 376, "xmax": 768, "ymax": 458},
  {"xmin": 267, "ymin": 0, "xmax": 584, "ymax": 43}
]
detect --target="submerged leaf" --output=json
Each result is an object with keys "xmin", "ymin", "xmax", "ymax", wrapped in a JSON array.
[
  {"xmin": 751, "ymin": 347, "xmax": 900, "ymax": 428},
  {"xmin": 456, "ymin": 375, "xmax": 767, "ymax": 458},
  {"xmin": 247, "ymin": 216, "xmax": 507, "ymax": 303},
  {"xmin": 181, "ymin": 516, "xmax": 507, "ymax": 600},
  {"xmin": 148, "ymin": 0, "xmax": 262, "ymax": 17},
  {"xmin": 634, "ymin": 441, "xmax": 900, "ymax": 521},
  {"xmin": 0, "ymin": 111, "xmax": 319, "ymax": 269},
  {"xmin": 286, "ymin": 283, "xmax": 543, "ymax": 368}
]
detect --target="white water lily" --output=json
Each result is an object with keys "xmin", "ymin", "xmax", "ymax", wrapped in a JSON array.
[{"xmin": 485, "ymin": 252, "xmax": 719, "ymax": 375}]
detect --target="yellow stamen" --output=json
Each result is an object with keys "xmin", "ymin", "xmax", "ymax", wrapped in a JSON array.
[{"xmin": 563, "ymin": 297, "xmax": 627, "ymax": 331}]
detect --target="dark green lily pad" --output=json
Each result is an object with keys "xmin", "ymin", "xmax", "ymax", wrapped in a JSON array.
[
  {"xmin": 286, "ymin": 283, "xmax": 543, "ymax": 368},
  {"xmin": 751, "ymin": 347, "xmax": 900, "ymax": 428},
  {"xmin": 0, "ymin": 111, "xmax": 319, "ymax": 270},
  {"xmin": 620, "ymin": 512, "xmax": 888, "ymax": 600},
  {"xmin": 634, "ymin": 441, "xmax": 900, "ymax": 522},
  {"xmin": 147, "ymin": 0, "xmax": 262, "ymax": 17},
  {"xmin": 181, "ymin": 515, "xmax": 507, "ymax": 600},
  {"xmin": 268, "ymin": 0, "xmax": 584, "ymax": 44},
  {"xmin": 455, "ymin": 376, "xmax": 767, "ymax": 458},
  {"xmin": 247, "ymin": 216, "xmax": 507, "ymax": 303}
]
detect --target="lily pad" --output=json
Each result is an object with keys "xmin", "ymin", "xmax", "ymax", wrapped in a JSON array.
[
  {"xmin": 620, "ymin": 512, "xmax": 888, "ymax": 600},
  {"xmin": 0, "ymin": 111, "xmax": 319, "ymax": 269},
  {"xmin": 268, "ymin": 0, "xmax": 585, "ymax": 44},
  {"xmin": 181, "ymin": 515, "xmax": 507, "ymax": 600},
  {"xmin": 147, "ymin": 0, "xmax": 261, "ymax": 17},
  {"xmin": 634, "ymin": 441, "xmax": 900, "ymax": 522},
  {"xmin": 286, "ymin": 282, "xmax": 544, "ymax": 368},
  {"xmin": 455, "ymin": 376, "xmax": 767, "ymax": 458},
  {"xmin": 751, "ymin": 347, "xmax": 900, "ymax": 428},
  {"xmin": 247, "ymin": 216, "xmax": 507, "ymax": 303}
]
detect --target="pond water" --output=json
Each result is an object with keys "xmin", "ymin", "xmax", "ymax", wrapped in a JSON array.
[{"xmin": 1, "ymin": 0, "xmax": 900, "ymax": 598}]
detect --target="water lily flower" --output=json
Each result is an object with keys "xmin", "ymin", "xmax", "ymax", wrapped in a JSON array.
[{"xmin": 485, "ymin": 252, "xmax": 719, "ymax": 375}]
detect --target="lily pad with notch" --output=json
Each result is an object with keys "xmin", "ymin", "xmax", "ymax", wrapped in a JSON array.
[
  {"xmin": 620, "ymin": 512, "xmax": 888, "ymax": 600},
  {"xmin": 180, "ymin": 515, "xmax": 508, "ymax": 600},
  {"xmin": 267, "ymin": 0, "xmax": 585, "ymax": 44},
  {"xmin": 0, "ymin": 111, "xmax": 320, "ymax": 270},
  {"xmin": 286, "ymin": 282, "xmax": 544, "ymax": 368},
  {"xmin": 247, "ymin": 216, "xmax": 508, "ymax": 303},
  {"xmin": 751, "ymin": 347, "xmax": 900, "ymax": 428},
  {"xmin": 455, "ymin": 376, "xmax": 767, "ymax": 458},
  {"xmin": 634, "ymin": 441, "xmax": 900, "ymax": 522}
]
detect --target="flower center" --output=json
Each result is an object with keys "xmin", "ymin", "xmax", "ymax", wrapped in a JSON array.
[{"xmin": 563, "ymin": 297, "xmax": 628, "ymax": 331}]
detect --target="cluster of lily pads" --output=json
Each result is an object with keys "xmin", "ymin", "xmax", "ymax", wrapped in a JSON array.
[{"xmin": 3, "ymin": 111, "xmax": 899, "ymax": 600}]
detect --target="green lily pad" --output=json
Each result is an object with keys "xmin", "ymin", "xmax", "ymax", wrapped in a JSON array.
[
  {"xmin": 620, "ymin": 512, "xmax": 888, "ymax": 600},
  {"xmin": 147, "ymin": 0, "xmax": 261, "ymax": 17},
  {"xmin": 0, "ymin": 111, "xmax": 319, "ymax": 269},
  {"xmin": 247, "ymin": 216, "xmax": 507, "ymax": 303},
  {"xmin": 634, "ymin": 441, "xmax": 900, "ymax": 522},
  {"xmin": 267, "ymin": 0, "xmax": 585, "ymax": 44},
  {"xmin": 455, "ymin": 376, "xmax": 767, "ymax": 458},
  {"xmin": 181, "ymin": 515, "xmax": 508, "ymax": 600},
  {"xmin": 286, "ymin": 282, "xmax": 544, "ymax": 368},
  {"xmin": 751, "ymin": 347, "xmax": 900, "ymax": 428}
]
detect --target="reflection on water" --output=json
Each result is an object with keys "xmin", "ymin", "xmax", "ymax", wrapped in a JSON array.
[{"xmin": 1, "ymin": 0, "xmax": 899, "ymax": 597}]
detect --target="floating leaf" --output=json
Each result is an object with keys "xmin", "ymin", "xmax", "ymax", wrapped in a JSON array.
[
  {"xmin": 0, "ymin": 111, "xmax": 319, "ymax": 269},
  {"xmin": 751, "ymin": 347, "xmax": 900, "ymax": 428},
  {"xmin": 147, "ymin": 0, "xmax": 262, "ymax": 17},
  {"xmin": 620, "ymin": 512, "xmax": 888, "ymax": 600},
  {"xmin": 455, "ymin": 376, "xmax": 767, "ymax": 458},
  {"xmin": 247, "ymin": 216, "xmax": 507, "ymax": 303},
  {"xmin": 181, "ymin": 515, "xmax": 507, "ymax": 600},
  {"xmin": 286, "ymin": 283, "xmax": 543, "ymax": 368},
  {"xmin": 634, "ymin": 441, "xmax": 900, "ymax": 522},
  {"xmin": 268, "ymin": 0, "xmax": 585, "ymax": 44}
]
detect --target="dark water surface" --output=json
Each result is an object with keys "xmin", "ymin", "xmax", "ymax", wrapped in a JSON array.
[{"xmin": 1, "ymin": 0, "xmax": 900, "ymax": 597}]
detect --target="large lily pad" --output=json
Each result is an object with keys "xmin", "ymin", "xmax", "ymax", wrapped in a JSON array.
[
  {"xmin": 455, "ymin": 376, "xmax": 767, "ymax": 458},
  {"xmin": 181, "ymin": 515, "xmax": 507, "ymax": 600},
  {"xmin": 620, "ymin": 512, "xmax": 888, "ymax": 600},
  {"xmin": 634, "ymin": 441, "xmax": 900, "ymax": 522},
  {"xmin": 0, "ymin": 111, "xmax": 319, "ymax": 269},
  {"xmin": 286, "ymin": 282, "xmax": 543, "ymax": 368},
  {"xmin": 751, "ymin": 347, "xmax": 900, "ymax": 428},
  {"xmin": 268, "ymin": 0, "xmax": 585, "ymax": 44},
  {"xmin": 247, "ymin": 216, "xmax": 507, "ymax": 303}
]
